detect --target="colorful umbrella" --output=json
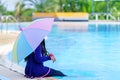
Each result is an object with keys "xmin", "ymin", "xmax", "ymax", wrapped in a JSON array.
[{"xmin": 12, "ymin": 18, "xmax": 54, "ymax": 63}]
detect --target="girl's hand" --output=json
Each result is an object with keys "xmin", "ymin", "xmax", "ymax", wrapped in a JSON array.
[{"xmin": 48, "ymin": 53, "xmax": 56, "ymax": 63}]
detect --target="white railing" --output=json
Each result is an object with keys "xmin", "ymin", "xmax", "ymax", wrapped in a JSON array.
[
  {"xmin": 0, "ymin": 15, "xmax": 19, "ymax": 32},
  {"xmin": 89, "ymin": 13, "xmax": 117, "ymax": 21}
]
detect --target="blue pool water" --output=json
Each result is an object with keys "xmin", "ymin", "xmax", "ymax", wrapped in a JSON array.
[
  {"xmin": 0, "ymin": 75, "xmax": 10, "ymax": 80},
  {"xmin": 6, "ymin": 23, "xmax": 120, "ymax": 80}
]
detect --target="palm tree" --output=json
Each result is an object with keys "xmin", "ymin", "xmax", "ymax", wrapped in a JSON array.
[
  {"xmin": 25, "ymin": 0, "xmax": 44, "ymax": 12},
  {"xmin": 62, "ymin": 0, "xmax": 71, "ymax": 12},
  {"xmin": 44, "ymin": 0, "xmax": 60, "ymax": 12},
  {"xmin": 77, "ymin": 0, "xmax": 89, "ymax": 12},
  {"xmin": 0, "ymin": 1, "xmax": 6, "ymax": 15},
  {"xmin": 62, "ymin": 0, "xmax": 91, "ymax": 12},
  {"xmin": 15, "ymin": 0, "xmax": 24, "ymax": 22},
  {"xmin": 59, "ymin": 0, "xmax": 63, "ymax": 12}
]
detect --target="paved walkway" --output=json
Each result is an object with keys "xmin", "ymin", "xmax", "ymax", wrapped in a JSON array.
[{"xmin": 0, "ymin": 65, "xmax": 57, "ymax": 80}]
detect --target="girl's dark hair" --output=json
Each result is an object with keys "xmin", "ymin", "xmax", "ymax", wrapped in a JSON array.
[
  {"xmin": 25, "ymin": 39, "xmax": 48, "ymax": 61},
  {"xmin": 24, "ymin": 52, "xmax": 34, "ymax": 61},
  {"xmin": 41, "ymin": 39, "xmax": 48, "ymax": 56}
]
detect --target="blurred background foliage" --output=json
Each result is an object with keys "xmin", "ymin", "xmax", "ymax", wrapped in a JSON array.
[{"xmin": 0, "ymin": 0, "xmax": 120, "ymax": 21}]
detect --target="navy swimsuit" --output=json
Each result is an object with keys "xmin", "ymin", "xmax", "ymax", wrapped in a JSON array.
[{"xmin": 25, "ymin": 44, "xmax": 66, "ymax": 78}]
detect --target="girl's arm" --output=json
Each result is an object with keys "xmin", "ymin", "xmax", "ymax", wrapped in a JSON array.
[{"xmin": 34, "ymin": 45, "xmax": 51, "ymax": 63}]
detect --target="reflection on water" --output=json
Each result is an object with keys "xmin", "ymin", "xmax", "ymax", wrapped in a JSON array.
[
  {"xmin": 59, "ymin": 23, "xmax": 120, "ymax": 32},
  {"xmin": 88, "ymin": 24, "xmax": 120, "ymax": 32}
]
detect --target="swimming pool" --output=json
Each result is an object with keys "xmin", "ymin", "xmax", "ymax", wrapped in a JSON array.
[
  {"xmin": 0, "ymin": 75, "xmax": 10, "ymax": 80},
  {"xmin": 7, "ymin": 22, "xmax": 120, "ymax": 80}
]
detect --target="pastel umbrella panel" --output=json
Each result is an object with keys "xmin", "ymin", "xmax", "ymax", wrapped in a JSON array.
[{"xmin": 12, "ymin": 18, "xmax": 54, "ymax": 63}]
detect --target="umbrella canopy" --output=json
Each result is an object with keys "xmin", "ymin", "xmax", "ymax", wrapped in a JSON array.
[{"xmin": 12, "ymin": 18, "xmax": 54, "ymax": 63}]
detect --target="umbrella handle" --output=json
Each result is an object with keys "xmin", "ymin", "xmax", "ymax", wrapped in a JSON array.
[{"xmin": 18, "ymin": 25, "xmax": 23, "ymax": 31}]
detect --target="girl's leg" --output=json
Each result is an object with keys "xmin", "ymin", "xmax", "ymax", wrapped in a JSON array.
[{"xmin": 45, "ymin": 68, "xmax": 66, "ymax": 77}]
